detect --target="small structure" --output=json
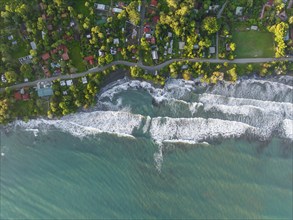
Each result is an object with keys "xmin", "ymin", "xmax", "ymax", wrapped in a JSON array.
[
  {"xmin": 12, "ymin": 41, "xmax": 17, "ymax": 45},
  {"xmin": 19, "ymin": 55, "xmax": 33, "ymax": 65},
  {"xmin": 209, "ymin": 46, "xmax": 216, "ymax": 54},
  {"xmin": 47, "ymin": 24, "xmax": 53, "ymax": 31},
  {"xmin": 112, "ymin": 8, "xmax": 123, "ymax": 13},
  {"xmin": 7, "ymin": 35, "xmax": 14, "ymax": 40},
  {"xmin": 1, "ymin": 75, "xmax": 7, "ymax": 83},
  {"xmin": 193, "ymin": 44, "xmax": 199, "ymax": 50},
  {"xmin": 251, "ymin": 25, "xmax": 258, "ymax": 31},
  {"xmin": 226, "ymin": 43, "xmax": 231, "ymax": 51},
  {"xmin": 42, "ymin": 66, "xmax": 51, "ymax": 77},
  {"xmin": 152, "ymin": 50, "xmax": 158, "ymax": 60},
  {"xmin": 37, "ymin": 82, "xmax": 53, "ymax": 97},
  {"xmin": 62, "ymin": 52, "xmax": 70, "ymax": 61},
  {"xmin": 150, "ymin": 0, "xmax": 158, "ymax": 7},
  {"xmin": 113, "ymin": 38, "xmax": 120, "ymax": 45},
  {"xmin": 30, "ymin": 41, "xmax": 37, "ymax": 50},
  {"xmin": 60, "ymin": 80, "xmax": 66, "ymax": 86},
  {"xmin": 168, "ymin": 32, "xmax": 173, "ymax": 38},
  {"xmin": 86, "ymin": 34, "xmax": 91, "ymax": 39},
  {"xmin": 235, "ymin": 7, "xmax": 243, "ymax": 16},
  {"xmin": 84, "ymin": 56, "xmax": 95, "ymax": 65},
  {"xmin": 66, "ymin": 80, "xmax": 73, "ymax": 86},
  {"xmin": 95, "ymin": 3, "xmax": 106, "ymax": 10},
  {"xmin": 42, "ymin": 31, "xmax": 46, "ymax": 39},
  {"xmin": 179, "ymin": 41, "xmax": 185, "ymax": 50},
  {"xmin": 42, "ymin": 53, "xmax": 50, "ymax": 61},
  {"xmin": 209, "ymin": 5, "xmax": 220, "ymax": 12},
  {"xmin": 14, "ymin": 92, "xmax": 22, "ymax": 100},
  {"xmin": 98, "ymin": 49, "xmax": 105, "ymax": 57},
  {"xmin": 153, "ymin": 16, "xmax": 160, "ymax": 24},
  {"xmin": 82, "ymin": 77, "xmax": 88, "ymax": 84}
]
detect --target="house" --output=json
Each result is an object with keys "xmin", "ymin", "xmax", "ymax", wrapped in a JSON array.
[
  {"xmin": 22, "ymin": 93, "xmax": 30, "ymax": 101},
  {"xmin": 235, "ymin": 7, "xmax": 243, "ymax": 16},
  {"xmin": 226, "ymin": 43, "xmax": 231, "ymax": 51},
  {"xmin": 179, "ymin": 41, "xmax": 185, "ymax": 50},
  {"xmin": 47, "ymin": 24, "xmax": 53, "ymax": 31},
  {"xmin": 62, "ymin": 52, "xmax": 70, "ymax": 61},
  {"xmin": 131, "ymin": 28, "xmax": 137, "ymax": 39},
  {"xmin": 251, "ymin": 25, "xmax": 258, "ymax": 31},
  {"xmin": 209, "ymin": 46, "xmax": 216, "ymax": 54},
  {"xmin": 66, "ymin": 80, "xmax": 73, "ymax": 86},
  {"xmin": 1, "ymin": 74, "xmax": 7, "ymax": 83},
  {"xmin": 37, "ymin": 82, "xmax": 53, "ymax": 97},
  {"xmin": 113, "ymin": 38, "xmax": 120, "ymax": 45},
  {"xmin": 37, "ymin": 87, "xmax": 53, "ymax": 97},
  {"xmin": 60, "ymin": 80, "xmax": 66, "ymax": 86},
  {"xmin": 42, "ymin": 31, "xmax": 46, "ymax": 39},
  {"xmin": 144, "ymin": 24, "xmax": 151, "ymax": 33},
  {"xmin": 151, "ymin": 37, "xmax": 156, "ymax": 44},
  {"xmin": 30, "ymin": 41, "xmax": 37, "ymax": 50},
  {"xmin": 150, "ymin": 0, "xmax": 158, "ymax": 7},
  {"xmin": 82, "ymin": 77, "xmax": 88, "ymax": 84},
  {"xmin": 284, "ymin": 31, "xmax": 289, "ymax": 41},
  {"xmin": 152, "ymin": 50, "xmax": 158, "ymax": 60},
  {"xmin": 98, "ymin": 49, "xmax": 105, "ymax": 57},
  {"xmin": 7, "ymin": 35, "xmax": 13, "ymax": 40},
  {"xmin": 94, "ymin": 3, "xmax": 106, "ymax": 10},
  {"xmin": 39, "ymin": 2, "xmax": 46, "ymax": 11},
  {"xmin": 168, "ymin": 32, "xmax": 173, "ymax": 38},
  {"xmin": 42, "ymin": 66, "xmax": 51, "ymax": 77},
  {"xmin": 110, "ymin": 47, "xmax": 117, "ymax": 55},
  {"xmin": 209, "ymin": 5, "xmax": 220, "ymax": 12},
  {"xmin": 14, "ymin": 92, "xmax": 22, "ymax": 100},
  {"xmin": 42, "ymin": 53, "xmax": 50, "ymax": 61},
  {"xmin": 84, "ymin": 56, "xmax": 95, "ymax": 65},
  {"xmin": 19, "ymin": 55, "xmax": 33, "ymax": 64},
  {"xmin": 112, "ymin": 8, "xmax": 123, "ymax": 13},
  {"xmin": 153, "ymin": 16, "xmax": 160, "ymax": 24}
]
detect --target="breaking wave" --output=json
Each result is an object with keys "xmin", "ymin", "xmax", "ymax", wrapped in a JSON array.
[{"xmin": 9, "ymin": 76, "xmax": 293, "ymax": 171}]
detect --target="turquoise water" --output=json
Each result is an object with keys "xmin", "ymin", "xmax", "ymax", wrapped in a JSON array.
[
  {"xmin": 1, "ymin": 77, "xmax": 293, "ymax": 219},
  {"xmin": 1, "ymin": 131, "xmax": 292, "ymax": 219}
]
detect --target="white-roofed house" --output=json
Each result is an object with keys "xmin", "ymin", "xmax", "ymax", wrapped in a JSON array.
[{"xmin": 30, "ymin": 41, "xmax": 37, "ymax": 50}]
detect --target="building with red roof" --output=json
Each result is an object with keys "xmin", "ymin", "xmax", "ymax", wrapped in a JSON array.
[
  {"xmin": 62, "ymin": 53, "xmax": 70, "ymax": 61},
  {"xmin": 22, "ymin": 93, "xmax": 30, "ymax": 101},
  {"xmin": 153, "ymin": 16, "xmax": 160, "ymax": 24},
  {"xmin": 150, "ymin": 0, "xmax": 158, "ymax": 7},
  {"xmin": 42, "ymin": 53, "xmax": 50, "ymax": 61},
  {"xmin": 84, "ymin": 56, "xmax": 95, "ymax": 65},
  {"xmin": 144, "ymin": 24, "xmax": 151, "ymax": 33},
  {"xmin": 14, "ymin": 92, "xmax": 22, "ymax": 100}
]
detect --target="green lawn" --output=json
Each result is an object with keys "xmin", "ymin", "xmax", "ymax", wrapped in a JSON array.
[
  {"xmin": 232, "ymin": 31, "xmax": 274, "ymax": 58},
  {"xmin": 68, "ymin": 42, "xmax": 86, "ymax": 72}
]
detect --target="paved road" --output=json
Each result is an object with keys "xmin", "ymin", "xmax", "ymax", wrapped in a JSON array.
[{"xmin": 1, "ymin": 57, "xmax": 293, "ymax": 92}]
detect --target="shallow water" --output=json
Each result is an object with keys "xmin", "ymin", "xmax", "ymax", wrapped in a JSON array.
[{"xmin": 1, "ymin": 76, "xmax": 292, "ymax": 219}]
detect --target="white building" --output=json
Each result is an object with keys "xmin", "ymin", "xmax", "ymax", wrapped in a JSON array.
[
  {"xmin": 179, "ymin": 41, "xmax": 185, "ymax": 50},
  {"xmin": 30, "ymin": 41, "xmax": 37, "ymax": 50},
  {"xmin": 66, "ymin": 80, "xmax": 73, "ymax": 86},
  {"xmin": 235, "ymin": 7, "xmax": 243, "ymax": 16},
  {"xmin": 81, "ymin": 77, "xmax": 88, "ymax": 84},
  {"xmin": 95, "ymin": 3, "xmax": 106, "ymax": 10},
  {"xmin": 112, "ymin": 8, "xmax": 123, "ymax": 13},
  {"xmin": 152, "ymin": 50, "xmax": 158, "ymax": 60}
]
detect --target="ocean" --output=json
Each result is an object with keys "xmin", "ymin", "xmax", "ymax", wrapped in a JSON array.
[{"xmin": 1, "ymin": 76, "xmax": 292, "ymax": 219}]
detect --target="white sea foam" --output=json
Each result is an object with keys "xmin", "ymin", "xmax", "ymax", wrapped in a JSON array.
[
  {"xmin": 280, "ymin": 119, "xmax": 293, "ymax": 140},
  {"xmin": 149, "ymin": 117, "xmax": 255, "ymax": 143}
]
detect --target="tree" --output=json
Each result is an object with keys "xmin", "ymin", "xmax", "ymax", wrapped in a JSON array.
[
  {"xmin": 4, "ymin": 71, "xmax": 17, "ymax": 83},
  {"xmin": 20, "ymin": 64, "xmax": 33, "ymax": 80},
  {"xmin": 0, "ymin": 99, "xmax": 11, "ymax": 124},
  {"xmin": 202, "ymin": 17, "xmax": 219, "ymax": 35}
]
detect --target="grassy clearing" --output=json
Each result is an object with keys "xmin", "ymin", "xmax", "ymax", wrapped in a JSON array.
[
  {"xmin": 232, "ymin": 31, "xmax": 274, "ymax": 58},
  {"xmin": 68, "ymin": 42, "xmax": 86, "ymax": 72}
]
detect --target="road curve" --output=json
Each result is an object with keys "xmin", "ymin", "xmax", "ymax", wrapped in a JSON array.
[{"xmin": 1, "ymin": 57, "xmax": 292, "ymax": 92}]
